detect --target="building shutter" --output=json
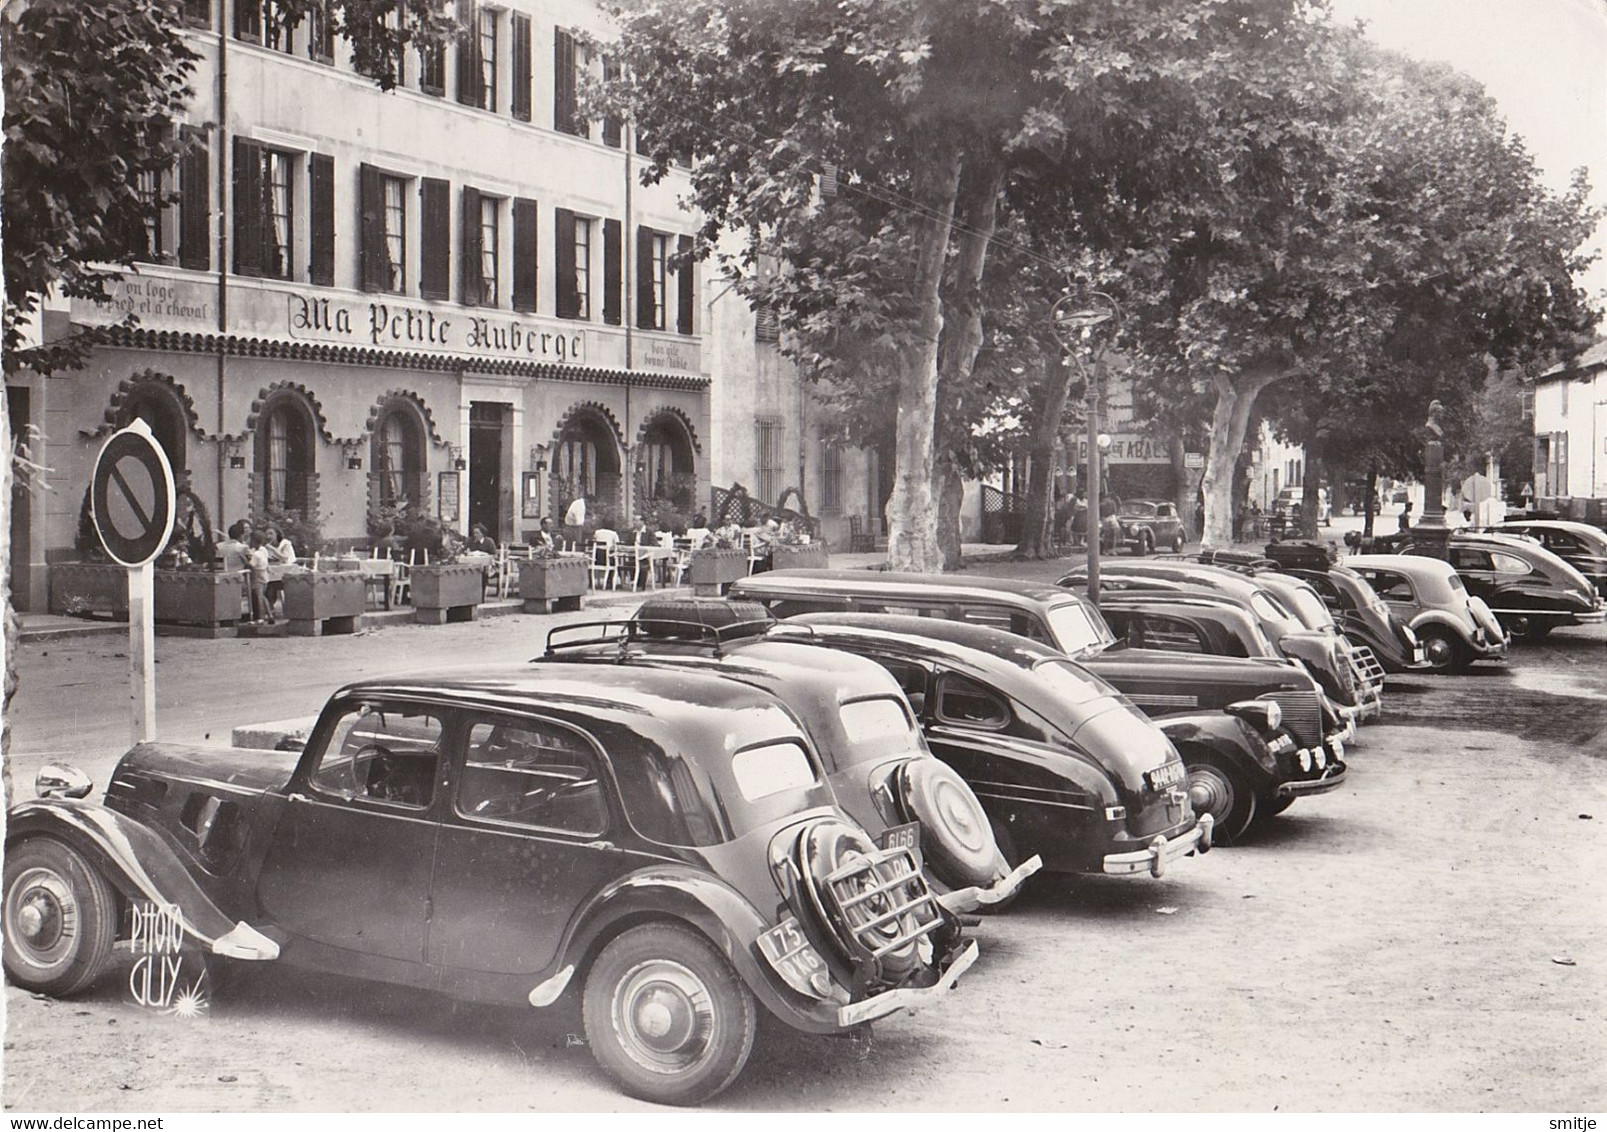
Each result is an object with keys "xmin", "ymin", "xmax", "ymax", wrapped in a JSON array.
[
  {"xmin": 231, "ymin": 138, "xmax": 263, "ymax": 277},
  {"xmin": 178, "ymin": 127, "xmax": 210, "ymax": 271},
  {"xmin": 512, "ymin": 198, "xmax": 538, "ymax": 313},
  {"xmin": 460, "ymin": 187, "xmax": 483, "ymax": 306},
  {"xmin": 420, "ymin": 178, "xmax": 451, "ymax": 300},
  {"xmin": 309, "ymin": 153, "xmax": 335, "ymax": 286},
  {"xmin": 554, "ymin": 207, "xmax": 577, "ymax": 319},
  {"xmin": 676, "ymin": 234, "xmax": 694, "ymax": 335},
  {"xmin": 457, "ymin": 0, "xmax": 481, "ymax": 107},
  {"xmin": 635, "ymin": 226, "xmax": 655, "ymax": 330},
  {"xmin": 554, "ymin": 28, "xmax": 577, "ymax": 135},
  {"xmin": 602, "ymin": 57, "xmax": 622, "ymax": 148},
  {"xmin": 359, "ymin": 163, "xmax": 386, "ymax": 293},
  {"xmin": 511, "ymin": 14, "xmax": 532, "ymax": 122},
  {"xmin": 602, "ymin": 218, "xmax": 622, "ymax": 326}
]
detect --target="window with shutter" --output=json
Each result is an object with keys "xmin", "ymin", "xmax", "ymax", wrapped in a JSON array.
[
  {"xmin": 554, "ymin": 28, "xmax": 580, "ymax": 136},
  {"xmin": 234, "ymin": 0, "xmax": 262, "ymax": 42},
  {"xmin": 478, "ymin": 194, "xmax": 501, "ymax": 306},
  {"xmin": 360, "ymin": 164, "xmax": 407, "ymax": 294},
  {"xmin": 178, "ymin": 128, "xmax": 210, "ymax": 271},
  {"xmin": 635, "ymin": 227, "xmax": 655, "ymax": 330},
  {"xmin": 232, "ymin": 138, "xmax": 264, "ymax": 277},
  {"xmin": 307, "ymin": 0, "xmax": 334, "ymax": 62},
  {"xmin": 309, "ymin": 153, "xmax": 334, "ymax": 286},
  {"xmin": 132, "ymin": 166, "xmax": 166, "ymax": 264},
  {"xmin": 602, "ymin": 219, "xmax": 622, "ymax": 326},
  {"xmin": 419, "ymin": 42, "xmax": 446, "ymax": 95},
  {"xmin": 554, "ymin": 208, "xmax": 578, "ymax": 319},
  {"xmin": 461, "ymin": 187, "xmax": 483, "ymax": 306},
  {"xmin": 457, "ymin": 0, "xmax": 481, "ymax": 106},
  {"xmin": 420, "ymin": 178, "xmax": 451, "ymax": 300},
  {"xmin": 477, "ymin": 7, "xmax": 499, "ymax": 112},
  {"xmin": 511, "ymin": 14, "xmax": 532, "ymax": 122},
  {"xmin": 512, "ymin": 198, "xmax": 538, "ymax": 313},
  {"xmin": 756, "ymin": 418, "xmax": 783, "ymax": 506},
  {"xmin": 676, "ymin": 235, "xmax": 695, "ymax": 335},
  {"xmin": 185, "ymin": 0, "xmax": 212, "ymax": 28},
  {"xmin": 602, "ymin": 57, "xmax": 622, "ymax": 147}
]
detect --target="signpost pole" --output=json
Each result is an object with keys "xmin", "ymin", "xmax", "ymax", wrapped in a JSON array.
[{"xmin": 128, "ymin": 561, "xmax": 156, "ymax": 745}]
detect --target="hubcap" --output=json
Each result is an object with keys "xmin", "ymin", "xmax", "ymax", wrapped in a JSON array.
[
  {"xmin": 1187, "ymin": 767, "xmax": 1234, "ymax": 822},
  {"xmin": 1423, "ymin": 635, "xmax": 1454, "ymax": 668},
  {"xmin": 612, "ymin": 960, "xmax": 716, "ymax": 1075},
  {"xmin": 6, "ymin": 868, "xmax": 78, "ymax": 966}
]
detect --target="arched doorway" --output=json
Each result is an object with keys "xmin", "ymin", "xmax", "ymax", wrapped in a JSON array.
[
  {"xmin": 117, "ymin": 382, "xmax": 189, "ymax": 476},
  {"xmin": 370, "ymin": 396, "xmax": 429, "ymax": 515},
  {"xmin": 637, "ymin": 410, "xmax": 698, "ymax": 512},
  {"xmin": 255, "ymin": 390, "xmax": 318, "ymax": 517},
  {"xmin": 550, "ymin": 407, "xmax": 622, "ymax": 522}
]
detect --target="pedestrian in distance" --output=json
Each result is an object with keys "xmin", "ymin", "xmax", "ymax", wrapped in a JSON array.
[{"xmin": 246, "ymin": 531, "xmax": 273, "ymax": 624}]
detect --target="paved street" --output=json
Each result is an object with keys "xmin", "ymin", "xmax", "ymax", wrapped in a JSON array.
[{"xmin": 5, "ymin": 551, "xmax": 1606, "ymax": 1112}]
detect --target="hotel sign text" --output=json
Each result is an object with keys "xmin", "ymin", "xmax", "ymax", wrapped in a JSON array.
[{"xmin": 289, "ymin": 294, "xmax": 586, "ymax": 365}]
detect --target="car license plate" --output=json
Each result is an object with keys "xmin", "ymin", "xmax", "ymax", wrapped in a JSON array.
[
  {"xmin": 879, "ymin": 822, "xmax": 920, "ymax": 853},
  {"xmin": 756, "ymin": 917, "xmax": 828, "ymax": 986},
  {"xmin": 1146, "ymin": 761, "xmax": 1187, "ymax": 791}
]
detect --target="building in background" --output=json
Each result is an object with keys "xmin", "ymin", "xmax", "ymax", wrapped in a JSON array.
[
  {"xmin": 8, "ymin": 0, "xmax": 711, "ymax": 611},
  {"xmin": 1532, "ymin": 339, "xmax": 1607, "ymax": 512}
]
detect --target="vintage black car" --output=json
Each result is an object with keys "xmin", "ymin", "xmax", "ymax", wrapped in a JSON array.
[
  {"xmin": 1108, "ymin": 499, "xmax": 1187, "ymax": 555},
  {"xmin": 728, "ymin": 571, "xmax": 1347, "ymax": 840},
  {"xmin": 538, "ymin": 607, "xmax": 1036, "ymax": 910},
  {"xmin": 1345, "ymin": 554, "xmax": 1508, "ymax": 671},
  {"xmin": 738, "ymin": 612, "xmax": 1215, "ymax": 867},
  {"xmin": 1058, "ymin": 560, "xmax": 1375, "ymax": 727},
  {"xmin": 1486, "ymin": 520, "xmax": 1607, "ymax": 598},
  {"xmin": 1277, "ymin": 563, "xmax": 1427, "ymax": 674},
  {"xmin": 3, "ymin": 665, "xmax": 978, "ymax": 1105},
  {"xmin": 1443, "ymin": 533, "xmax": 1605, "ymax": 639}
]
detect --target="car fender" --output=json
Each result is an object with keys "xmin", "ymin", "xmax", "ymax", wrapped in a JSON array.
[
  {"xmin": 533, "ymin": 861, "xmax": 845, "ymax": 1034},
  {"xmin": 1278, "ymin": 631, "xmax": 1355, "ymax": 705},
  {"xmin": 1154, "ymin": 713, "xmax": 1278, "ymax": 791},
  {"xmin": 1407, "ymin": 609, "xmax": 1477, "ymax": 642},
  {"xmin": 5, "ymin": 799, "xmax": 279, "ymax": 961}
]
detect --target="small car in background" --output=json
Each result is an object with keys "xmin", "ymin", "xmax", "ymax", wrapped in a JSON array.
[
  {"xmin": 540, "ymin": 602, "xmax": 1035, "ymax": 910},
  {"xmin": 1486, "ymin": 520, "xmax": 1607, "ymax": 598},
  {"xmin": 1345, "ymin": 554, "xmax": 1508, "ymax": 672},
  {"xmin": 3, "ymin": 665, "xmax": 977, "ymax": 1105},
  {"xmin": 1108, "ymin": 499, "xmax": 1187, "ymax": 555}
]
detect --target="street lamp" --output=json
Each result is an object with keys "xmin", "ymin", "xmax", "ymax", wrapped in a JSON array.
[{"xmin": 1051, "ymin": 291, "xmax": 1121, "ymax": 607}]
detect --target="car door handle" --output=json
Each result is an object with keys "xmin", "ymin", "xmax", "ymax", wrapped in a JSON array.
[{"xmin": 287, "ymin": 792, "xmax": 311, "ymax": 804}]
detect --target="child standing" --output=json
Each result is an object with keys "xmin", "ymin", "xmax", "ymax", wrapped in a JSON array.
[{"xmin": 247, "ymin": 532, "xmax": 273, "ymax": 624}]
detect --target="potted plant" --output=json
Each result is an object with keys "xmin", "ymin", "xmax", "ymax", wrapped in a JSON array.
[
  {"xmin": 281, "ymin": 569, "xmax": 366, "ymax": 635},
  {"xmin": 518, "ymin": 543, "xmax": 588, "ymax": 613},
  {"xmin": 689, "ymin": 523, "xmax": 750, "ymax": 596},
  {"xmin": 769, "ymin": 518, "xmax": 829, "ymax": 570}
]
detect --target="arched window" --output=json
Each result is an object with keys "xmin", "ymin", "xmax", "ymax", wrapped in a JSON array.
[
  {"xmin": 370, "ymin": 401, "xmax": 426, "ymax": 509},
  {"xmin": 118, "ymin": 384, "xmax": 188, "ymax": 476},
  {"xmin": 638, "ymin": 414, "xmax": 696, "ymax": 508},
  {"xmin": 255, "ymin": 393, "xmax": 316, "ymax": 516},
  {"xmin": 551, "ymin": 410, "xmax": 621, "ymax": 515}
]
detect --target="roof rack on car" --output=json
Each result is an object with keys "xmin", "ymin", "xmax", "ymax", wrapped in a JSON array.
[
  {"xmin": 1163, "ymin": 550, "xmax": 1280, "ymax": 573},
  {"xmin": 540, "ymin": 614, "xmax": 777, "ymax": 660}
]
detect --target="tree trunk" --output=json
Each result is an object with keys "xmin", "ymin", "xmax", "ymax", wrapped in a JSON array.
[
  {"xmin": 1015, "ymin": 356, "xmax": 1073, "ymax": 557},
  {"xmin": 932, "ymin": 158, "xmax": 1004, "ymax": 569},
  {"xmin": 1300, "ymin": 447, "xmax": 1322, "ymax": 540},
  {"xmin": 1166, "ymin": 430, "xmax": 1196, "ymax": 541},
  {"xmin": 1201, "ymin": 369, "xmax": 1289, "ymax": 549},
  {"xmin": 934, "ymin": 455, "xmax": 964, "ymax": 570},
  {"xmin": 886, "ymin": 148, "xmax": 964, "ymax": 574}
]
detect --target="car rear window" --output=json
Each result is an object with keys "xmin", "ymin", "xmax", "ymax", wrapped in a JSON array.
[
  {"xmin": 838, "ymin": 697, "xmax": 924, "ymax": 764},
  {"xmin": 731, "ymin": 741, "xmax": 819, "ymax": 802},
  {"xmin": 1047, "ymin": 602, "xmax": 1115, "ymax": 656}
]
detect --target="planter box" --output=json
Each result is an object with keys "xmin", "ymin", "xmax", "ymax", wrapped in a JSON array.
[
  {"xmin": 518, "ymin": 555, "xmax": 588, "ymax": 614},
  {"xmin": 281, "ymin": 571, "xmax": 365, "ymax": 636},
  {"xmin": 769, "ymin": 543, "xmax": 829, "ymax": 572},
  {"xmin": 49, "ymin": 562, "xmax": 126, "ymax": 618},
  {"xmin": 410, "ymin": 562, "xmax": 484, "ymax": 624},
  {"xmin": 689, "ymin": 547, "xmax": 748, "ymax": 596},
  {"xmin": 154, "ymin": 569, "xmax": 249, "ymax": 638}
]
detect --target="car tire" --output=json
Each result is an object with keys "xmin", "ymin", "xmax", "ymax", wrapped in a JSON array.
[
  {"xmin": 1138, "ymin": 530, "xmax": 1154, "ymax": 556},
  {"xmin": 1501, "ymin": 614, "xmax": 1552, "ymax": 642},
  {"xmin": 583, "ymin": 922, "xmax": 757, "ymax": 1107},
  {"xmin": 1417, "ymin": 625, "xmax": 1469, "ymax": 672},
  {"xmin": 3, "ymin": 838, "xmax": 118, "ymax": 996},
  {"xmin": 1182, "ymin": 756, "xmax": 1257, "ymax": 845},
  {"xmin": 1171, "ymin": 531, "xmax": 1185, "ymax": 553},
  {"xmin": 898, "ymin": 760, "xmax": 1002, "ymax": 890}
]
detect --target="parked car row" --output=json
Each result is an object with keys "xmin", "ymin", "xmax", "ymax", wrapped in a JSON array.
[{"xmin": 6, "ymin": 535, "xmax": 1588, "ymax": 1107}]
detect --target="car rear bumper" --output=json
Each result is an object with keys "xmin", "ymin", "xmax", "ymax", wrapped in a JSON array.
[
  {"xmin": 935, "ymin": 854, "xmax": 1043, "ymax": 914},
  {"xmin": 1101, "ymin": 814, "xmax": 1214, "ymax": 878},
  {"xmin": 837, "ymin": 939, "xmax": 981, "ymax": 1027}
]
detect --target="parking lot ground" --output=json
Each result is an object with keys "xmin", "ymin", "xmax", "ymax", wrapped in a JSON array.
[{"xmin": 4, "ymin": 555, "xmax": 1605, "ymax": 1112}]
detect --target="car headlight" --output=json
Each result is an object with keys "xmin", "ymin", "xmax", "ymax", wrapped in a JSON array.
[{"xmin": 1298, "ymin": 749, "xmax": 1313, "ymax": 772}]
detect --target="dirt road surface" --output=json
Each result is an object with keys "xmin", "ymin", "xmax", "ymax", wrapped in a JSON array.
[{"xmin": 5, "ymin": 565, "xmax": 1605, "ymax": 1112}]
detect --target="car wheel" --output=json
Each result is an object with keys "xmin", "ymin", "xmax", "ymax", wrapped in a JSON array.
[
  {"xmin": 1501, "ymin": 614, "xmax": 1552, "ymax": 642},
  {"xmin": 1171, "ymin": 531, "xmax": 1185, "ymax": 553},
  {"xmin": 898, "ymin": 760, "xmax": 1002, "ymax": 890},
  {"xmin": 1138, "ymin": 530, "xmax": 1154, "ymax": 556},
  {"xmin": 1183, "ymin": 757, "xmax": 1258, "ymax": 845},
  {"xmin": 3, "ymin": 838, "xmax": 118, "ymax": 996},
  {"xmin": 583, "ymin": 923, "xmax": 757, "ymax": 1106},
  {"xmin": 1416, "ymin": 626, "xmax": 1469, "ymax": 672}
]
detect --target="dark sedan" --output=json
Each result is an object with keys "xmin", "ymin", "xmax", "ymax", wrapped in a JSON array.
[
  {"xmin": 1445, "ymin": 532, "xmax": 1605, "ymax": 639},
  {"xmin": 1108, "ymin": 499, "xmax": 1187, "ymax": 555},
  {"xmin": 1487, "ymin": 520, "xmax": 1607, "ymax": 598}
]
